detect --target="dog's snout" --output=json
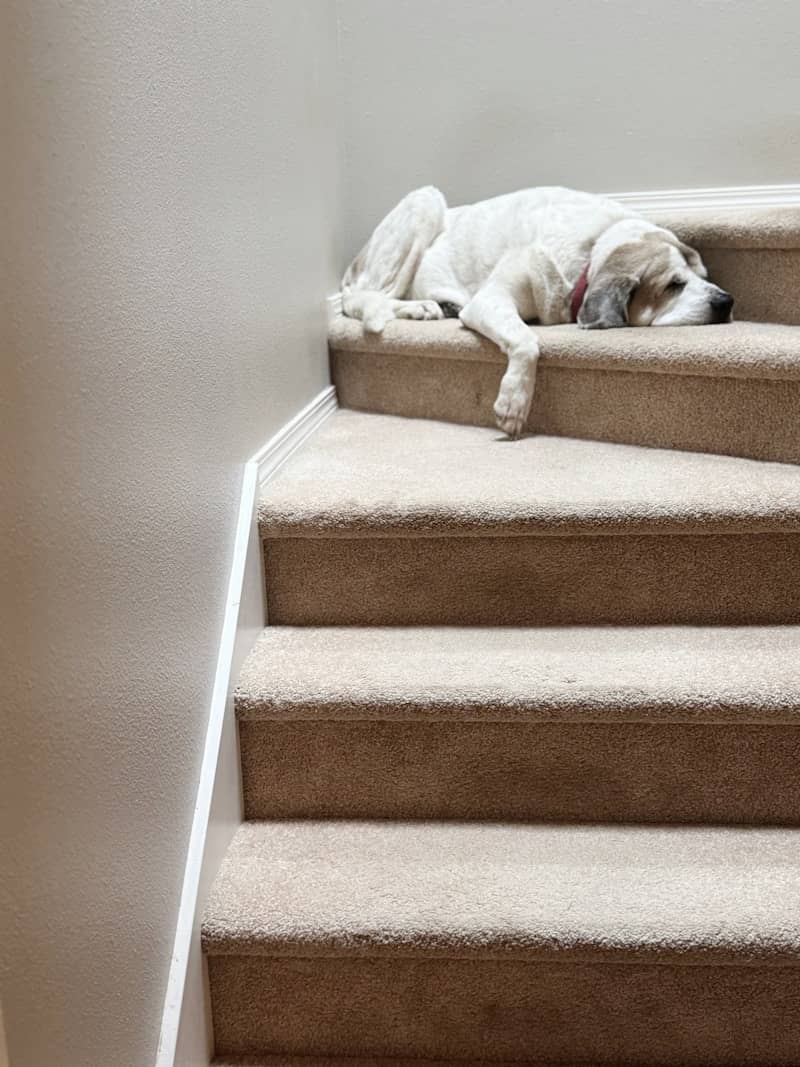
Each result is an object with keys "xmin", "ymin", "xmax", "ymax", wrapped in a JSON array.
[{"xmin": 710, "ymin": 290, "xmax": 734, "ymax": 323}]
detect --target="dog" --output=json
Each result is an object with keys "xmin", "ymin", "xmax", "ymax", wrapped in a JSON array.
[{"xmin": 341, "ymin": 186, "xmax": 734, "ymax": 437}]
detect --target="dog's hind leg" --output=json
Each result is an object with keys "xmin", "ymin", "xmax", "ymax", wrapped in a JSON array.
[{"xmin": 341, "ymin": 186, "xmax": 447, "ymax": 333}]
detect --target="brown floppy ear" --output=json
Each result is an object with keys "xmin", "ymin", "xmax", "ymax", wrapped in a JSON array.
[
  {"xmin": 677, "ymin": 240, "xmax": 708, "ymax": 278},
  {"xmin": 577, "ymin": 272, "xmax": 638, "ymax": 329}
]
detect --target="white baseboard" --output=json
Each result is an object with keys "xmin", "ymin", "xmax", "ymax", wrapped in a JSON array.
[
  {"xmin": 606, "ymin": 182, "xmax": 800, "ymax": 213},
  {"xmin": 252, "ymin": 385, "xmax": 338, "ymax": 487},
  {"xmin": 156, "ymin": 386, "xmax": 338, "ymax": 1067}
]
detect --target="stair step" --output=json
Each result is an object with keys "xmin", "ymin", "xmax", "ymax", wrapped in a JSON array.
[
  {"xmin": 235, "ymin": 625, "xmax": 800, "ymax": 824},
  {"xmin": 651, "ymin": 204, "xmax": 800, "ymax": 248},
  {"xmin": 203, "ymin": 821, "xmax": 800, "ymax": 1063},
  {"xmin": 259, "ymin": 411, "xmax": 800, "ymax": 626},
  {"xmin": 330, "ymin": 317, "xmax": 800, "ymax": 461}
]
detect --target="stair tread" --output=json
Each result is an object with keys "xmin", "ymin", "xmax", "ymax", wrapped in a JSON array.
[
  {"xmin": 259, "ymin": 411, "xmax": 800, "ymax": 538},
  {"xmin": 202, "ymin": 821, "xmax": 800, "ymax": 965},
  {"xmin": 329, "ymin": 316, "xmax": 800, "ymax": 379},
  {"xmin": 236, "ymin": 625, "xmax": 800, "ymax": 724},
  {"xmin": 650, "ymin": 203, "xmax": 800, "ymax": 249}
]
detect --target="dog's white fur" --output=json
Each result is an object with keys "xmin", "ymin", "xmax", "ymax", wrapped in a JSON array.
[{"xmin": 341, "ymin": 186, "xmax": 733, "ymax": 437}]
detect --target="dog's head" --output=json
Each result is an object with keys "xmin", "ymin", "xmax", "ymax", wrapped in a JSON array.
[{"xmin": 578, "ymin": 226, "xmax": 733, "ymax": 329}]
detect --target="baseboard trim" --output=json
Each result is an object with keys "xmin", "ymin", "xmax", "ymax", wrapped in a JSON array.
[
  {"xmin": 156, "ymin": 385, "xmax": 338, "ymax": 1067},
  {"xmin": 252, "ymin": 385, "xmax": 338, "ymax": 487},
  {"xmin": 607, "ymin": 182, "xmax": 800, "ymax": 213}
]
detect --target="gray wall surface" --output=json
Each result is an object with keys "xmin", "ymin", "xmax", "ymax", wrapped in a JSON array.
[
  {"xmin": 0, "ymin": 3, "xmax": 338, "ymax": 1065},
  {"xmin": 336, "ymin": 0, "xmax": 800, "ymax": 255}
]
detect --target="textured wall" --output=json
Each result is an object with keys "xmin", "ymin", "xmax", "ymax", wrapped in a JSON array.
[
  {"xmin": 336, "ymin": 0, "xmax": 800, "ymax": 255},
  {"xmin": 0, "ymin": 3, "xmax": 338, "ymax": 1065}
]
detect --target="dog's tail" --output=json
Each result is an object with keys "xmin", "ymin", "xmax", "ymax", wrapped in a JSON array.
[
  {"xmin": 340, "ymin": 186, "xmax": 446, "ymax": 334},
  {"xmin": 341, "ymin": 289, "xmax": 397, "ymax": 334}
]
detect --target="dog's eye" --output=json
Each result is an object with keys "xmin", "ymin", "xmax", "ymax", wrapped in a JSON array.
[{"xmin": 667, "ymin": 278, "xmax": 687, "ymax": 292}]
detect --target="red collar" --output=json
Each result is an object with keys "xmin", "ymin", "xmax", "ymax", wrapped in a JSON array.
[{"xmin": 570, "ymin": 262, "xmax": 591, "ymax": 323}]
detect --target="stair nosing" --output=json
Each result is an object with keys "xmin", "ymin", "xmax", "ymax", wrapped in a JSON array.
[
  {"xmin": 201, "ymin": 822, "xmax": 800, "ymax": 970},
  {"xmin": 329, "ymin": 317, "xmax": 800, "ymax": 382},
  {"xmin": 234, "ymin": 625, "xmax": 800, "ymax": 726}
]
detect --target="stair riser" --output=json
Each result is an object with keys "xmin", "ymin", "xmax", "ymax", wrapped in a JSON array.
[
  {"xmin": 333, "ymin": 350, "xmax": 800, "ymax": 464},
  {"xmin": 207, "ymin": 955, "xmax": 800, "ymax": 1064},
  {"xmin": 263, "ymin": 532, "xmax": 800, "ymax": 626},
  {"xmin": 701, "ymin": 247, "xmax": 800, "ymax": 325},
  {"xmin": 239, "ymin": 721, "xmax": 800, "ymax": 824}
]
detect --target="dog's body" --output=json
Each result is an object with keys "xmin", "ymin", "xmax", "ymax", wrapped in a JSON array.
[{"xmin": 342, "ymin": 186, "xmax": 733, "ymax": 436}]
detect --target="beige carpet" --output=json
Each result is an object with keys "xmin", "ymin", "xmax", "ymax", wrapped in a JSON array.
[
  {"xmin": 650, "ymin": 204, "xmax": 800, "ymax": 249},
  {"xmin": 236, "ymin": 626, "xmax": 800, "ymax": 724},
  {"xmin": 258, "ymin": 412, "xmax": 800, "ymax": 626},
  {"xmin": 259, "ymin": 412, "xmax": 800, "ymax": 538},
  {"xmin": 330, "ymin": 318, "xmax": 800, "ymax": 461},
  {"xmin": 330, "ymin": 316, "xmax": 800, "ymax": 376},
  {"xmin": 205, "ymin": 204, "xmax": 800, "ymax": 1066},
  {"xmin": 204, "ymin": 822, "xmax": 800, "ymax": 962},
  {"xmin": 234, "ymin": 626, "xmax": 800, "ymax": 824},
  {"xmin": 204, "ymin": 823, "xmax": 800, "ymax": 1062},
  {"xmin": 214, "ymin": 1060, "xmax": 617, "ymax": 1067},
  {"xmin": 213, "ymin": 1060, "xmax": 618, "ymax": 1067}
]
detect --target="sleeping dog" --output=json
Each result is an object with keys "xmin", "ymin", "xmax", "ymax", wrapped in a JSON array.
[{"xmin": 341, "ymin": 186, "xmax": 734, "ymax": 437}]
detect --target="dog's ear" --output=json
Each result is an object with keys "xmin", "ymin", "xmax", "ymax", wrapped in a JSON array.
[
  {"xmin": 676, "ymin": 240, "xmax": 708, "ymax": 278},
  {"xmin": 577, "ymin": 272, "xmax": 638, "ymax": 329}
]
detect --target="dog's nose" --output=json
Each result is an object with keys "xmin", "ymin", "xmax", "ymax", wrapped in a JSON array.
[{"xmin": 710, "ymin": 291, "xmax": 734, "ymax": 323}]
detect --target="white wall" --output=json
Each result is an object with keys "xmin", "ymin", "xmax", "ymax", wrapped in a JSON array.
[
  {"xmin": 336, "ymin": 0, "xmax": 800, "ymax": 254},
  {"xmin": 0, "ymin": 3, "xmax": 339, "ymax": 1065}
]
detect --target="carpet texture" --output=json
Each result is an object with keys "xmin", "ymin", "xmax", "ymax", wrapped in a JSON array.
[
  {"xmin": 208, "ymin": 955, "xmax": 800, "ymax": 1064},
  {"xmin": 212, "ymin": 1060, "xmax": 618, "ymax": 1067},
  {"xmin": 203, "ymin": 822, "xmax": 800, "ymax": 963},
  {"xmin": 235, "ymin": 627, "xmax": 800, "ymax": 823},
  {"xmin": 204, "ymin": 823, "xmax": 800, "ymax": 1063},
  {"xmin": 259, "ymin": 413, "xmax": 800, "ymax": 626},
  {"xmin": 651, "ymin": 205, "xmax": 800, "ymax": 249},
  {"xmin": 239, "ymin": 719, "xmax": 800, "ymax": 824},
  {"xmin": 330, "ymin": 318, "xmax": 800, "ymax": 460},
  {"xmin": 207, "ymin": 204, "xmax": 800, "ymax": 1064},
  {"xmin": 236, "ymin": 626, "xmax": 800, "ymax": 723},
  {"xmin": 330, "ymin": 316, "xmax": 800, "ymax": 378},
  {"xmin": 213, "ymin": 1059, "xmax": 614, "ymax": 1067},
  {"xmin": 258, "ymin": 412, "xmax": 800, "ymax": 538},
  {"xmin": 265, "ymin": 530, "xmax": 800, "ymax": 626}
]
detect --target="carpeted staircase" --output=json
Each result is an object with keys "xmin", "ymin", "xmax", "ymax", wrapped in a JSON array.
[{"xmin": 203, "ymin": 206, "xmax": 800, "ymax": 1066}]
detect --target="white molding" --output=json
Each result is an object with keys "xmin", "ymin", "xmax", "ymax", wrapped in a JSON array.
[
  {"xmin": 156, "ymin": 385, "xmax": 338, "ymax": 1067},
  {"xmin": 155, "ymin": 460, "xmax": 256, "ymax": 1067},
  {"xmin": 606, "ymin": 182, "xmax": 800, "ymax": 213},
  {"xmin": 252, "ymin": 385, "xmax": 338, "ymax": 487}
]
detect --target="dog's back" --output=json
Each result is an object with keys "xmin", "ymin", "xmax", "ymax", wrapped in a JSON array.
[{"xmin": 430, "ymin": 187, "xmax": 635, "ymax": 290}]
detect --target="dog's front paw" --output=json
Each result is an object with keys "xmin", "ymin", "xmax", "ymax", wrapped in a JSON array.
[
  {"xmin": 494, "ymin": 376, "xmax": 533, "ymax": 439},
  {"xmin": 395, "ymin": 299, "xmax": 444, "ymax": 321}
]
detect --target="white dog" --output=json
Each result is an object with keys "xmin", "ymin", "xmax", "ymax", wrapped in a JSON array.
[{"xmin": 341, "ymin": 186, "xmax": 733, "ymax": 437}]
